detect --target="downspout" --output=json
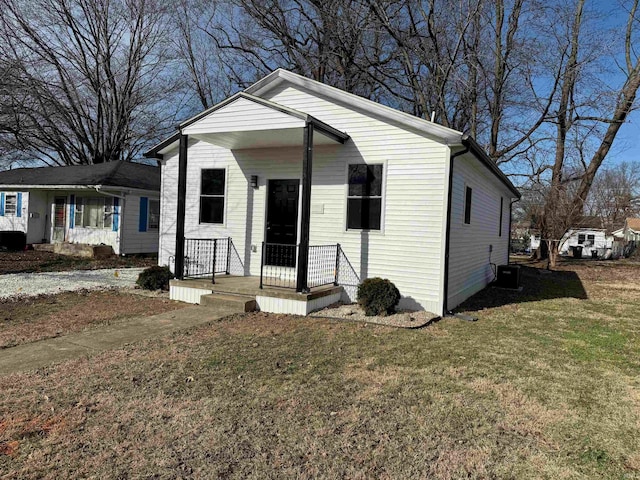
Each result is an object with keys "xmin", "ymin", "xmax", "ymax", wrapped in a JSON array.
[
  {"xmin": 443, "ymin": 136, "xmax": 470, "ymax": 315},
  {"xmin": 507, "ymin": 198, "xmax": 518, "ymax": 264}
]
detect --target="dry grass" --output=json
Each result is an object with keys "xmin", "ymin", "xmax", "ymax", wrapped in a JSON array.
[
  {"xmin": 1, "ymin": 262, "xmax": 640, "ymax": 478},
  {"xmin": 0, "ymin": 290, "xmax": 185, "ymax": 348},
  {"xmin": 0, "ymin": 250, "xmax": 156, "ymax": 274}
]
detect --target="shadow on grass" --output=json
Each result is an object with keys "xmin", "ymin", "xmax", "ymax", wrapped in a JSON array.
[{"xmin": 456, "ymin": 265, "xmax": 588, "ymax": 312}]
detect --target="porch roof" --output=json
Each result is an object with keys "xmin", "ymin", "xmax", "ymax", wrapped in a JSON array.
[{"xmin": 145, "ymin": 92, "xmax": 349, "ymax": 157}]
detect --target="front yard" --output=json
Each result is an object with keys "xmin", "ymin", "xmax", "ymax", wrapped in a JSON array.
[
  {"xmin": 0, "ymin": 290, "xmax": 185, "ymax": 349},
  {"xmin": 0, "ymin": 250, "xmax": 156, "ymax": 275},
  {"xmin": 1, "ymin": 262, "xmax": 639, "ymax": 478}
]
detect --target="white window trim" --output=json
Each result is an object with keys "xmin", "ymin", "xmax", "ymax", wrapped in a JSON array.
[
  {"xmin": 4, "ymin": 193, "xmax": 17, "ymax": 216},
  {"xmin": 74, "ymin": 196, "xmax": 113, "ymax": 230},
  {"xmin": 148, "ymin": 198, "xmax": 160, "ymax": 231},
  {"xmin": 199, "ymin": 167, "xmax": 227, "ymax": 226},
  {"xmin": 344, "ymin": 161, "xmax": 387, "ymax": 234}
]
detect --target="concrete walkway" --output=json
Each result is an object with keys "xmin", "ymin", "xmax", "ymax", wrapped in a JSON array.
[{"xmin": 0, "ymin": 304, "xmax": 240, "ymax": 376}]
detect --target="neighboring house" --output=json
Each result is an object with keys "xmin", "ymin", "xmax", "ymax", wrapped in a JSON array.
[
  {"xmin": 558, "ymin": 228, "xmax": 611, "ymax": 257},
  {"xmin": 529, "ymin": 217, "xmax": 617, "ymax": 258},
  {"xmin": 0, "ymin": 162, "xmax": 160, "ymax": 255},
  {"xmin": 0, "ymin": 191, "xmax": 27, "ymax": 236},
  {"xmin": 145, "ymin": 69, "xmax": 520, "ymax": 316},
  {"xmin": 622, "ymin": 217, "xmax": 640, "ymax": 242}
]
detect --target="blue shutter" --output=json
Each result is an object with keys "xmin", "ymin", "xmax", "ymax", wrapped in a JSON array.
[
  {"xmin": 0, "ymin": 193, "xmax": 4, "ymax": 216},
  {"xmin": 69, "ymin": 195, "xmax": 75, "ymax": 229},
  {"xmin": 139, "ymin": 197, "xmax": 148, "ymax": 232},
  {"xmin": 113, "ymin": 198, "xmax": 119, "ymax": 232},
  {"xmin": 16, "ymin": 193, "xmax": 22, "ymax": 217}
]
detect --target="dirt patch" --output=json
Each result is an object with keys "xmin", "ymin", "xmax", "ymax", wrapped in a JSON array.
[
  {"xmin": 309, "ymin": 303, "xmax": 439, "ymax": 328},
  {"xmin": 0, "ymin": 250, "xmax": 156, "ymax": 275},
  {"xmin": 0, "ymin": 289, "xmax": 185, "ymax": 348}
]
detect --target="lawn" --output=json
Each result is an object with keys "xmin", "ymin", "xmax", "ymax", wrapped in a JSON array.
[
  {"xmin": 0, "ymin": 250, "xmax": 157, "ymax": 275},
  {"xmin": 1, "ymin": 262, "xmax": 639, "ymax": 478},
  {"xmin": 0, "ymin": 290, "xmax": 185, "ymax": 348}
]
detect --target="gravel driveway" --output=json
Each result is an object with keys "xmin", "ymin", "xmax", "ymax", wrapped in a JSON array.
[{"xmin": 0, "ymin": 268, "xmax": 146, "ymax": 299}]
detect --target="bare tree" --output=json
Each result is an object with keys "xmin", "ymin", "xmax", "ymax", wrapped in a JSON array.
[
  {"xmin": 188, "ymin": 0, "xmax": 391, "ymax": 98},
  {"xmin": 0, "ymin": 0, "xmax": 176, "ymax": 166},
  {"xmin": 584, "ymin": 161, "xmax": 640, "ymax": 231},
  {"xmin": 534, "ymin": 0, "xmax": 640, "ymax": 265}
]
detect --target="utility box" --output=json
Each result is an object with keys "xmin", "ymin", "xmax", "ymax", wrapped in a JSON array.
[{"xmin": 495, "ymin": 265, "xmax": 521, "ymax": 289}]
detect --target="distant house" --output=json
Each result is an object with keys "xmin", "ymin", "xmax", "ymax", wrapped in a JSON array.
[
  {"xmin": 145, "ymin": 68, "xmax": 520, "ymax": 315},
  {"xmin": 622, "ymin": 217, "xmax": 640, "ymax": 243},
  {"xmin": 0, "ymin": 162, "xmax": 160, "ymax": 255},
  {"xmin": 529, "ymin": 217, "xmax": 614, "ymax": 258}
]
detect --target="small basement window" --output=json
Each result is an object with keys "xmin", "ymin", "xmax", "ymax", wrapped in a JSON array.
[
  {"xmin": 347, "ymin": 164, "xmax": 383, "ymax": 230},
  {"xmin": 200, "ymin": 169, "xmax": 225, "ymax": 224},
  {"xmin": 464, "ymin": 186, "xmax": 472, "ymax": 224}
]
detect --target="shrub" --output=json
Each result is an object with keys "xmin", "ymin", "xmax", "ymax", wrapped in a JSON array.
[
  {"xmin": 136, "ymin": 266, "xmax": 174, "ymax": 291},
  {"xmin": 357, "ymin": 277, "xmax": 401, "ymax": 316}
]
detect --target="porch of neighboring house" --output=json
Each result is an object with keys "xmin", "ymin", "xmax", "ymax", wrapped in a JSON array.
[{"xmin": 165, "ymin": 93, "xmax": 360, "ymax": 314}]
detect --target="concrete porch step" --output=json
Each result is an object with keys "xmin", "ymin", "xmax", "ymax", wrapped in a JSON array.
[{"xmin": 200, "ymin": 293, "xmax": 257, "ymax": 312}]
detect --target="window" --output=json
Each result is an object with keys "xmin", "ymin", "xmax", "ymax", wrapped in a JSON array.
[
  {"xmin": 4, "ymin": 194, "xmax": 17, "ymax": 216},
  {"xmin": 75, "ymin": 197, "xmax": 112, "ymax": 229},
  {"xmin": 464, "ymin": 186, "xmax": 472, "ymax": 224},
  {"xmin": 499, "ymin": 197, "xmax": 504, "ymax": 236},
  {"xmin": 347, "ymin": 164, "xmax": 383, "ymax": 230},
  {"xmin": 200, "ymin": 169, "xmax": 225, "ymax": 224},
  {"xmin": 578, "ymin": 234, "xmax": 586, "ymax": 244},
  {"xmin": 148, "ymin": 199, "xmax": 160, "ymax": 230},
  {"xmin": 586, "ymin": 234, "xmax": 595, "ymax": 246}
]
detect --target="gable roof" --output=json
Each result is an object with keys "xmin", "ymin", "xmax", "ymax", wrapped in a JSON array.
[
  {"xmin": 0, "ymin": 162, "xmax": 160, "ymax": 191},
  {"xmin": 246, "ymin": 69, "xmax": 464, "ymax": 144},
  {"xmin": 145, "ymin": 69, "xmax": 520, "ymax": 198},
  {"xmin": 626, "ymin": 217, "xmax": 640, "ymax": 232}
]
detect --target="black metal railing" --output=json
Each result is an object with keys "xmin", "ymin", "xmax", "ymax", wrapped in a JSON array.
[
  {"xmin": 183, "ymin": 237, "xmax": 235, "ymax": 283},
  {"xmin": 260, "ymin": 242, "xmax": 351, "ymax": 291},
  {"xmin": 307, "ymin": 244, "xmax": 340, "ymax": 288},
  {"xmin": 260, "ymin": 242, "xmax": 298, "ymax": 289}
]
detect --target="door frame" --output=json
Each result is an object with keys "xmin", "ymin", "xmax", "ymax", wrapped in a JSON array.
[
  {"xmin": 52, "ymin": 195, "xmax": 67, "ymax": 243},
  {"xmin": 263, "ymin": 177, "xmax": 303, "ymax": 247}
]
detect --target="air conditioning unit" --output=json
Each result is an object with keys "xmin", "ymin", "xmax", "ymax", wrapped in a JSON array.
[{"xmin": 495, "ymin": 265, "xmax": 521, "ymax": 289}]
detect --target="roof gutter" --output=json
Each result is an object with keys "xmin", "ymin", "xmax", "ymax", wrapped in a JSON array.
[
  {"xmin": 443, "ymin": 138, "xmax": 470, "ymax": 315},
  {"xmin": 93, "ymin": 185, "xmax": 126, "ymax": 199},
  {"xmin": 461, "ymin": 136, "xmax": 521, "ymax": 199}
]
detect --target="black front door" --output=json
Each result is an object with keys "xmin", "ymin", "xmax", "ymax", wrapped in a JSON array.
[{"xmin": 265, "ymin": 179, "xmax": 299, "ymax": 266}]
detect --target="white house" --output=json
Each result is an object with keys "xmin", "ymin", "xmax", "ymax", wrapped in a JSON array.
[
  {"xmin": 622, "ymin": 217, "xmax": 640, "ymax": 243},
  {"xmin": 558, "ymin": 228, "xmax": 611, "ymax": 258},
  {"xmin": 0, "ymin": 162, "xmax": 160, "ymax": 255},
  {"xmin": 146, "ymin": 69, "xmax": 520, "ymax": 316}
]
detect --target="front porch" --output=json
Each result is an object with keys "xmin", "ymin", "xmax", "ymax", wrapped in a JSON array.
[{"xmin": 170, "ymin": 275, "xmax": 344, "ymax": 315}]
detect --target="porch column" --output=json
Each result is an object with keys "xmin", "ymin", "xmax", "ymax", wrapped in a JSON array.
[
  {"xmin": 174, "ymin": 133, "xmax": 188, "ymax": 280},
  {"xmin": 296, "ymin": 123, "xmax": 313, "ymax": 292}
]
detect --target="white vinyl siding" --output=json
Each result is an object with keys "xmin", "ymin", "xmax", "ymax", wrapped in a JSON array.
[
  {"xmin": 447, "ymin": 153, "xmax": 513, "ymax": 310},
  {"xmin": 182, "ymin": 96, "xmax": 304, "ymax": 136},
  {"xmin": 120, "ymin": 194, "xmax": 160, "ymax": 254},
  {"xmin": 0, "ymin": 191, "xmax": 28, "ymax": 235},
  {"xmin": 160, "ymin": 84, "xmax": 450, "ymax": 313}
]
